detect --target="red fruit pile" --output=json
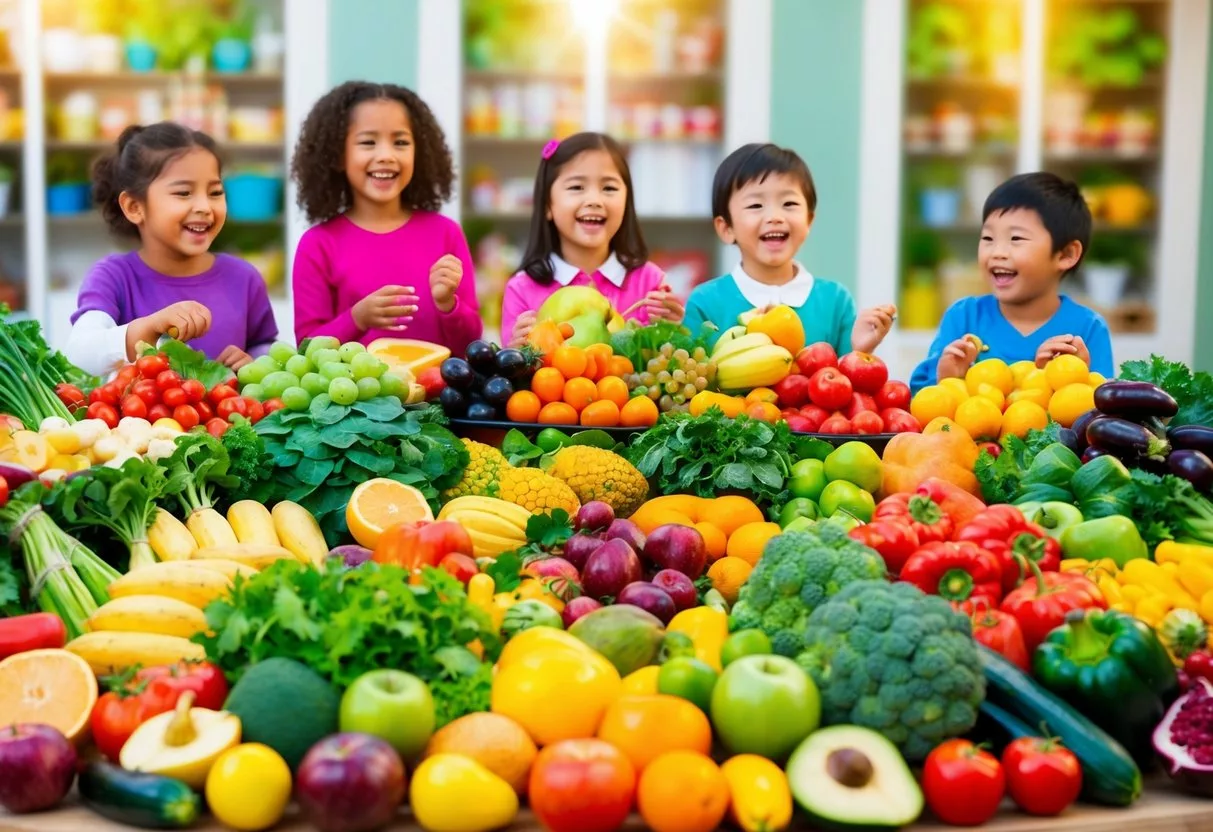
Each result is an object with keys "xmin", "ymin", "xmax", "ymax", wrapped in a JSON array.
[{"xmin": 774, "ymin": 342, "xmax": 922, "ymax": 435}]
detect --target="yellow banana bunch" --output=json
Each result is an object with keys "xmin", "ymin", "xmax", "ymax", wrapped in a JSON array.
[{"xmin": 711, "ymin": 332, "xmax": 793, "ymax": 391}]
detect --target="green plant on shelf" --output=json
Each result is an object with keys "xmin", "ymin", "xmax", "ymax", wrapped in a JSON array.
[
  {"xmin": 904, "ymin": 228, "xmax": 948, "ymax": 271},
  {"xmin": 909, "ymin": 159, "xmax": 963, "ymax": 193},
  {"xmin": 0, "ymin": 162, "xmax": 13, "ymax": 184},
  {"xmin": 907, "ymin": 3, "xmax": 971, "ymax": 79},
  {"xmin": 1085, "ymin": 232, "xmax": 1148, "ymax": 274},
  {"xmin": 1050, "ymin": 7, "xmax": 1166, "ymax": 88},
  {"xmin": 45, "ymin": 153, "xmax": 90, "ymax": 187}
]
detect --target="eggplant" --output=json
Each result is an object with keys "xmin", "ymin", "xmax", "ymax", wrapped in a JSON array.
[
  {"xmin": 1083, "ymin": 446, "xmax": 1113, "ymax": 464},
  {"xmin": 1169, "ymin": 425, "xmax": 1213, "ymax": 456},
  {"xmin": 1168, "ymin": 450, "xmax": 1213, "ymax": 493},
  {"xmin": 1056, "ymin": 427, "xmax": 1081, "ymax": 456},
  {"xmin": 1087, "ymin": 416, "xmax": 1170, "ymax": 460},
  {"xmin": 1071, "ymin": 409, "xmax": 1101, "ymax": 452},
  {"xmin": 1094, "ymin": 380, "xmax": 1179, "ymax": 420},
  {"xmin": 465, "ymin": 401, "xmax": 498, "ymax": 421}
]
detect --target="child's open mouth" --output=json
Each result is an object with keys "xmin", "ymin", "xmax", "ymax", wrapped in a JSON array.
[
  {"xmin": 182, "ymin": 222, "xmax": 212, "ymax": 241},
  {"xmin": 368, "ymin": 170, "xmax": 399, "ymax": 188},
  {"xmin": 991, "ymin": 267, "xmax": 1017, "ymax": 289},
  {"xmin": 576, "ymin": 215, "xmax": 607, "ymax": 231},
  {"xmin": 759, "ymin": 231, "xmax": 789, "ymax": 249}
]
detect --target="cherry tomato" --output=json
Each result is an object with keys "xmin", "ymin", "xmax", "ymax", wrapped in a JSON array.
[
  {"xmin": 172, "ymin": 405, "xmax": 200, "ymax": 431},
  {"xmin": 132, "ymin": 379, "xmax": 160, "ymax": 408},
  {"xmin": 205, "ymin": 417, "xmax": 231, "ymax": 438},
  {"xmin": 437, "ymin": 553, "xmax": 479, "ymax": 585},
  {"xmin": 263, "ymin": 398, "xmax": 285, "ymax": 415},
  {"xmin": 116, "ymin": 366, "xmax": 140, "ymax": 389},
  {"xmin": 88, "ymin": 387, "xmax": 105, "ymax": 406},
  {"xmin": 208, "ymin": 384, "xmax": 239, "ymax": 405},
  {"xmin": 120, "ymin": 394, "xmax": 148, "ymax": 420},
  {"xmin": 244, "ymin": 398, "xmax": 265, "ymax": 424},
  {"xmin": 162, "ymin": 388, "xmax": 189, "ymax": 409},
  {"xmin": 147, "ymin": 404, "xmax": 172, "ymax": 422},
  {"xmin": 97, "ymin": 383, "xmax": 122, "ymax": 406},
  {"xmin": 194, "ymin": 401, "xmax": 214, "ymax": 422},
  {"xmin": 180, "ymin": 379, "xmax": 206, "ymax": 404},
  {"xmin": 922, "ymin": 738, "xmax": 1005, "ymax": 826},
  {"xmin": 86, "ymin": 401, "xmax": 119, "ymax": 429},
  {"xmin": 55, "ymin": 383, "xmax": 86, "ymax": 413},
  {"xmin": 217, "ymin": 397, "xmax": 249, "ymax": 420},
  {"xmin": 136, "ymin": 354, "xmax": 169, "ymax": 379},
  {"xmin": 155, "ymin": 370, "xmax": 182, "ymax": 391},
  {"xmin": 1002, "ymin": 737, "xmax": 1081, "ymax": 816}
]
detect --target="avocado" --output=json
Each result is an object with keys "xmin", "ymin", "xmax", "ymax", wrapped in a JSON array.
[
  {"xmin": 785, "ymin": 725, "xmax": 923, "ymax": 831},
  {"xmin": 222, "ymin": 658, "xmax": 340, "ymax": 771}
]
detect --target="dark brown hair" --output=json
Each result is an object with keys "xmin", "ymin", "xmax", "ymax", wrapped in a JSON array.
[
  {"xmin": 712, "ymin": 143, "xmax": 817, "ymax": 225},
  {"xmin": 983, "ymin": 172, "xmax": 1092, "ymax": 277},
  {"xmin": 92, "ymin": 122, "xmax": 221, "ymax": 239},
  {"xmin": 518, "ymin": 132, "xmax": 648, "ymax": 285},
  {"xmin": 290, "ymin": 81, "xmax": 454, "ymax": 223}
]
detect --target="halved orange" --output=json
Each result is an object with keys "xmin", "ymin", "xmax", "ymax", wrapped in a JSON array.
[
  {"xmin": 346, "ymin": 478, "xmax": 434, "ymax": 549},
  {"xmin": 0, "ymin": 648, "xmax": 98, "ymax": 743}
]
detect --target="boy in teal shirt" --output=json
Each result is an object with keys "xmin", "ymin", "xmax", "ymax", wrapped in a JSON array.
[{"xmin": 683, "ymin": 143, "xmax": 895, "ymax": 355}]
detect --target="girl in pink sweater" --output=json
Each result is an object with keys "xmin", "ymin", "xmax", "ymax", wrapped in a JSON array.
[
  {"xmin": 290, "ymin": 82, "xmax": 482, "ymax": 354},
  {"xmin": 501, "ymin": 132, "xmax": 684, "ymax": 347}
]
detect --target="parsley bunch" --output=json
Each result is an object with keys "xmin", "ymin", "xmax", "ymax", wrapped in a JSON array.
[{"xmin": 1119, "ymin": 355, "xmax": 1213, "ymax": 427}]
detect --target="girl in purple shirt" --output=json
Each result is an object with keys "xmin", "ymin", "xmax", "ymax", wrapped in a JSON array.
[
  {"xmin": 501, "ymin": 132, "xmax": 684, "ymax": 347},
  {"xmin": 290, "ymin": 82, "xmax": 482, "ymax": 355},
  {"xmin": 66, "ymin": 122, "xmax": 278, "ymax": 376}
]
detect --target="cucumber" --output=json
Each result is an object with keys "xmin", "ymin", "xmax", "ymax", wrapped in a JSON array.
[
  {"xmin": 972, "ymin": 700, "xmax": 1035, "ymax": 754},
  {"xmin": 78, "ymin": 761, "xmax": 201, "ymax": 829},
  {"xmin": 980, "ymin": 646, "xmax": 1142, "ymax": 806}
]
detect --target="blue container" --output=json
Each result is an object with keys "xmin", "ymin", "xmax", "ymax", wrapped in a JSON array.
[
  {"xmin": 212, "ymin": 39, "xmax": 252, "ymax": 73},
  {"xmin": 920, "ymin": 188, "xmax": 962, "ymax": 228},
  {"xmin": 47, "ymin": 184, "xmax": 91, "ymax": 215},
  {"xmin": 125, "ymin": 41, "xmax": 157, "ymax": 72},
  {"xmin": 225, "ymin": 174, "xmax": 281, "ymax": 221}
]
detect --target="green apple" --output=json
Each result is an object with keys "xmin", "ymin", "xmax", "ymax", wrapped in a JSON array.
[
  {"xmin": 536, "ymin": 286, "xmax": 616, "ymax": 347},
  {"xmin": 710, "ymin": 655, "xmax": 820, "ymax": 760},
  {"xmin": 818, "ymin": 480, "xmax": 875, "ymax": 523},
  {"xmin": 823, "ymin": 441, "xmax": 883, "ymax": 494},
  {"xmin": 828, "ymin": 510, "xmax": 863, "ymax": 533},
  {"xmin": 657, "ymin": 657, "xmax": 718, "ymax": 714},
  {"xmin": 779, "ymin": 498, "xmax": 819, "ymax": 529},
  {"xmin": 783, "ymin": 516, "xmax": 816, "ymax": 534},
  {"xmin": 720, "ymin": 629, "xmax": 773, "ymax": 667},
  {"xmin": 788, "ymin": 459, "xmax": 828, "ymax": 502},
  {"xmin": 338, "ymin": 669, "xmax": 435, "ymax": 760}
]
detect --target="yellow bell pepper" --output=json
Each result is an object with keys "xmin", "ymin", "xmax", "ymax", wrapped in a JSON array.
[
  {"xmin": 514, "ymin": 578, "xmax": 565, "ymax": 614},
  {"xmin": 621, "ymin": 665, "xmax": 661, "ymax": 695},
  {"xmin": 1119, "ymin": 585, "xmax": 1148, "ymax": 606},
  {"xmin": 743, "ymin": 304, "xmax": 805, "ymax": 354},
  {"xmin": 1199, "ymin": 591, "xmax": 1213, "ymax": 626},
  {"xmin": 1179, "ymin": 562, "xmax": 1213, "ymax": 602},
  {"xmin": 1161, "ymin": 561, "xmax": 1180, "ymax": 576},
  {"xmin": 1060, "ymin": 558, "xmax": 1093, "ymax": 574},
  {"xmin": 1134, "ymin": 595, "xmax": 1173, "ymax": 628},
  {"xmin": 1096, "ymin": 575, "xmax": 1123, "ymax": 606},
  {"xmin": 1156, "ymin": 540, "xmax": 1213, "ymax": 567},
  {"xmin": 468, "ymin": 573, "xmax": 495, "ymax": 615},
  {"xmin": 1120, "ymin": 560, "xmax": 1199, "ymax": 609},
  {"xmin": 667, "ymin": 607, "xmax": 729, "ymax": 672},
  {"xmin": 1111, "ymin": 600, "xmax": 1136, "ymax": 615}
]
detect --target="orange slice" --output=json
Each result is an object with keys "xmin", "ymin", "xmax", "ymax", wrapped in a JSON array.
[
  {"xmin": 346, "ymin": 478, "xmax": 434, "ymax": 549},
  {"xmin": 0, "ymin": 648, "xmax": 98, "ymax": 743}
]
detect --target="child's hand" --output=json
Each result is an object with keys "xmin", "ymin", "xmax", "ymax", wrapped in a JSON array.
[
  {"xmin": 430, "ymin": 254, "xmax": 463, "ymax": 313},
  {"xmin": 937, "ymin": 336, "xmax": 981, "ymax": 381},
  {"xmin": 510, "ymin": 311, "xmax": 537, "ymax": 348},
  {"xmin": 217, "ymin": 346, "xmax": 253, "ymax": 371},
  {"xmin": 126, "ymin": 301, "xmax": 211, "ymax": 358},
  {"xmin": 352, "ymin": 285, "xmax": 420, "ymax": 333},
  {"xmin": 642, "ymin": 285, "xmax": 685, "ymax": 324},
  {"xmin": 1036, "ymin": 335, "xmax": 1090, "ymax": 368},
  {"xmin": 851, "ymin": 304, "xmax": 897, "ymax": 353}
]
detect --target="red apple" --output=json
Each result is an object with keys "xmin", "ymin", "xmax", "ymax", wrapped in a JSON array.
[
  {"xmin": 807, "ymin": 368, "xmax": 853, "ymax": 411},
  {"xmin": 562, "ymin": 596, "xmax": 603, "ymax": 628},
  {"xmin": 416, "ymin": 367, "xmax": 445, "ymax": 400},
  {"xmin": 524, "ymin": 557, "xmax": 582, "ymax": 601},
  {"xmin": 784, "ymin": 414, "xmax": 814, "ymax": 432},
  {"xmin": 875, "ymin": 380, "xmax": 912, "ymax": 411},
  {"xmin": 295, "ymin": 733, "xmax": 406, "ymax": 832},
  {"xmin": 819, "ymin": 414, "xmax": 855, "ymax": 435},
  {"xmin": 773, "ymin": 373, "xmax": 811, "ymax": 408},
  {"xmin": 651, "ymin": 569, "xmax": 699, "ymax": 611},
  {"xmin": 563, "ymin": 534, "xmax": 605, "ymax": 571},
  {"xmin": 575, "ymin": 501, "xmax": 615, "ymax": 533},
  {"xmin": 643, "ymin": 524, "xmax": 707, "ymax": 579},
  {"xmin": 852, "ymin": 411, "xmax": 885, "ymax": 435},
  {"xmin": 979, "ymin": 441, "xmax": 1002, "ymax": 458},
  {"xmin": 798, "ymin": 404, "xmax": 831, "ymax": 431},
  {"xmin": 795, "ymin": 342, "xmax": 838, "ymax": 377},
  {"xmin": 0, "ymin": 724, "xmax": 76, "ymax": 813},
  {"xmin": 842, "ymin": 393, "xmax": 878, "ymax": 420},
  {"xmin": 880, "ymin": 407, "xmax": 922, "ymax": 434},
  {"xmin": 837, "ymin": 351, "xmax": 889, "ymax": 394}
]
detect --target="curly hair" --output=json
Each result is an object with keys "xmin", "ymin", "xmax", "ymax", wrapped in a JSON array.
[
  {"xmin": 290, "ymin": 81, "xmax": 454, "ymax": 223},
  {"xmin": 92, "ymin": 123, "xmax": 221, "ymax": 239}
]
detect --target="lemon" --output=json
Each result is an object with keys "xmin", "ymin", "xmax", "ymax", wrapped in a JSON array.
[
  {"xmin": 966, "ymin": 359, "xmax": 1015, "ymax": 396},
  {"xmin": 955, "ymin": 396, "xmax": 1003, "ymax": 441},
  {"xmin": 1045, "ymin": 354, "xmax": 1091, "ymax": 391},
  {"xmin": 1021, "ymin": 369, "xmax": 1053, "ymax": 393},
  {"xmin": 974, "ymin": 383, "xmax": 1006, "ymax": 411},
  {"xmin": 1089, "ymin": 372, "xmax": 1107, "ymax": 387},
  {"xmin": 622, "ymin": 665, "xmax": 661, "ymax": 696},
  {"xmin": 911, "ymin": 385, "xmax": 958, "ymax": 425},
  {"xmin": 1010, "ymin": 360, "xmax": 1037, "ymax": 386},
  {"xmin": 1007, "ymin": 388, "xmax": 1052, "ymax": 409},
  {"xmin": 938, "ymin": 377, "xmax": 970, "ymax": 404},
  {"xmin": 205, "ymin": 744, "xmax": 292, "ymax": 831},
  {"xmin": 923, "ymin": 416, "xmax": 972, "ymax": 440},
  {"xmin": 1048, "ymin": 383, "xmax": 1097, "ymax": 428},
  {"xmin": 1000, "ymin": 400, "xmax": 1050, "ymax": 439}
]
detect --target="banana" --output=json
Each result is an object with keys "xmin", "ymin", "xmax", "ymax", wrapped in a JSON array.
[
  {"xmin": 148, "ymin": 508, "xmax": 197, "ymax": 562},
  {"xmin": 107, "ymin": 561, "xmax": 233, "ymax": 609},
  {"xmin": 227, "ymin": 501, "xmax": 280, "ymax": 546},
  {"xmin": 66, "ymin": 631, "xmax": 206, "ymax": 676},
  {"xmin": 442, "ymin": 510, "xmax": 527, "ymax": 541},
  {"xmin": 193, "ymin": 543, "xmax": 300, "ymax": 570},
  {"xmin": 711, "ymin": 332, "xmax": 775, "ymax": 362},
  {"xmin": 271, "ymin": 501, "xmax": 329, "ymax": 567},
  {"xmin": 177, "ymin": 559, "xmax": 260, "ymax": 581},
  {"xmin": 465, "ymin": 528, "xmax": 529, "ymax": 559},
  {"xmin": 713, "ymin": 325, "xmax": 749, "ymax": 350},
  {"xmin": 716, "ymin": 344, "xmax": 795, "ymax": 391},
  {"xmin": 86, "ymin": 594, "xmax": 209, "ymax": 639},
  {"xmin": 186, "ymin": 507, "xmax": 239, "ymax": 550},
  {"xmin": 438, "ymin": 496, "xmax": 532, "ymax": 530}
]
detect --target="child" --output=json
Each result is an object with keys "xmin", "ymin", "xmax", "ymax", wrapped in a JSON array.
[
  {"xmin": 910, "ymin": 172, "xmax": 1114, "ymax": 392},
  {"xmin": 501, "ymin": 132, "xmax": 683, "ymax": 347},
  {"xmin": 66, "ymin": 123, "xmax": 278, "ymax": 376},
  {"xmin": 683, "ymin": 143, "xmax": 895, "ymax": 355},
  {"xmin": 291, "ymin": 81, "xmax": 482, "ymax": 354}
]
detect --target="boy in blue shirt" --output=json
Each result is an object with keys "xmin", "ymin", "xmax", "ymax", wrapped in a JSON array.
[
  {"xmin": 683, "ymin": 143, "xmax": 895, "ymax": 355},
  {"xmin": 910, "ymin": 172, "xmax": 1114, "ymax": 393}
]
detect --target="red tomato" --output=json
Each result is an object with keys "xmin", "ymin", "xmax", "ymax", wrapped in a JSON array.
[
  {"xmin": 208, "ymin": 384, "xmax": 239, "ymax": 405},
  {"xmin": 147, "ymin": 404, "xmax": 172, "ymax": 422},
  {"xmin": 194, "ymin": 401, "xmax": 214, "ymax": 422},
  {"xmin": 88, "ymin": 386, "xmax": 105, "ymax": 406},
  {"xmin": 54, "ymin": 383, "xmax": 86, "ymax": 413},
  {"xmin": 91, "ymin": 682, "xmax": 178, "ymax": 763},
  {"xmin": 244, "ymin": 398, "xmax": 265, "ymax": 424},
  {"xmin": 529, "ymin": 739, "xmax": 636, "ymax": 832},
  {"xmin": 373, "ymin": 520, "xmax": 474, "ymax": 571},
  {"xmin": 263, "ymin": 398, "xmax": 285, "ymax": 415},
  {"xmin": 205, "ymin": 418, "xmax": 230, "ymax": 438},
  {"xmin": 155, "ymin": 370, "xmax": 182, "ymax": 391},
  {"xmin": 922, "ymin": 738, "xmax": 1005, "ymax": 826},
  {"xmin": 120, "ymin": 394, "xmax": 148, "ymax": 420},
  {"xmin": 135, "ymin": 661, "xmax": 229, "ymax": 711},
  {"xmin": 217, "ymin": 397, "xmax": 249, "ymax": 420},
  {"xmin": 0, "ymin": 475, "xmax": 7, "ymax": 509},
  {"xmin": 136, "ymin": 354, "xmax": 169, "ymax": 380},
  {"xmin": 851, "ymin": 410, "xmax": 885, "ymax": 435},
  {"xmin": 86, "ymin": 401, "xmax": 119, "ymax": 429},
  {"xmin": 1002, "ymin": 737, "xmax": 1081, "ymax": 816},
  {"xmin": 437, "ymin": 553, "xmax": 479, "ymax": 585},
  {"xmin": 97, "ymin": 383, "xmax": 122, "ymax": 406},
  {"xmin": 818, "ymin": 414, "xmax": 854, "ymax": 434},
  {"xmin": 173, "ymin": 405, "xmax": 200, "ymax": 430},
  {"xmin": 132, "ymin": 379, "xmax": 160, "ymax": 408},
  {"xmin": 881, "ymin": 407, "xmax": 922, "ymax": 434},
  {"xmin": 180, "ymin": 379, "xmax": 206, "ymax": 404},
  {"xmin": 161, "ymin": 388, "xmax": 188, "ymax": 408},
  {"xmin": 875, "ymin": 380, "xmax": 912, "ymax": 412},
  {"xmin": 0, "ymin": 611, "xmax": 65, "ymax": 660},
  {"xmin": 115, "ymin": 366, "xmax": 140, "ymax": 389}
]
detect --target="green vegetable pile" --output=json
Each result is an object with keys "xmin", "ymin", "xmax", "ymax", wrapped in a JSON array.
[
  {"xmin": 608, "ymin": 319, "xmax": 715, "ymax": 375},
  {"xmin": 974, "ymin": 423, "xmax": 1067, "ymax": 505},
  {"xmin": 1120, "ymin": 470, "xmax": 1213, "ymax": 550},
  {"xmin": 138, "ymin": 338, "xmax": 234, "ymax": 389},
  {"xmin": 728, "ymin": 520, "xmax": 887, "ymax": 657},
  {"xmin": 1119, "ymin": 355, "xmax": 1213, "ymax": 428},
  {"xmin": 0, "ymin": 309, "xmax": 94, "ymax": 427},
  {"xmin": 196, "ymin": 560, "xmax": 501, "ymax": 728},
  {"xmin": 797, "ymin": 580, "xmax": 986, "ymax": 762}
]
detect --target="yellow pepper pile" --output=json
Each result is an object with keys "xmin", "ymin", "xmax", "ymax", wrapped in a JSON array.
[
  {"xmin": 467, "ymin": 573, "xmax": 565, "ymax": 631},
  {"xmin": 1061, "ymin": 541, "xmax": 1213, "ymax": 630}
]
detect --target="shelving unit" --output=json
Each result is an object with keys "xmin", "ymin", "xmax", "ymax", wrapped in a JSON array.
[{"xmin": 0, "ymin": 1, "xmax": 26, "ymax": 315}]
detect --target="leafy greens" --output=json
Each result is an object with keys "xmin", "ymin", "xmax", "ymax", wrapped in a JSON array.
[
  {"xmin": 139, "ymin": 338, "xmax": 233, "ymax": 389},
  {"xmin": 974, "ymin": 422, "xmax": 1065, "ymax": 504},
  {"xmin": 1119, "ymin": 355, "xmax": 1213, "ymax": 428}
]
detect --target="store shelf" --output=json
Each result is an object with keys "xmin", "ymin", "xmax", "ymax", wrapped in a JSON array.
[
  {"xmin": 1044, "ymin": 148, "xmax": 1161, "ymax": 163},
  {"xmin": 45, "ymin": 139, "xmax": 283, "ymax": 153},
  {"xmin": 609, "ymin": 69, "xmax": 724, "ymax": 84},
  {"xmin": 905, "ymin": 146, "xmax": 1017, "ymax": 159},
  {"xmin": 0, "ymin": 141, "xmax": 21, "ymax": 151},
  {"xmin": 43, "ymin": 71, "xmax": 284, "ymax": 87},
  {"xmin": 463, "ymin": 68, "xmax": 582, "ymax": 85},
  {"xmin": 0, "ymin": 214, "xmax": 24, "ymax": 228},
  {"xmin": 47, "ymin": 211, "xmax": 284, "ymax": 228},
  {"xmin": 906, "ymin": 74, "xmax": 1020, "ymax": 91}
]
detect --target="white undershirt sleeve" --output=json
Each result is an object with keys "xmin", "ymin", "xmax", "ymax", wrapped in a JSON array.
[{"xmin": 64, "ymin": 310, "xmax": 133, "ymax": 378}]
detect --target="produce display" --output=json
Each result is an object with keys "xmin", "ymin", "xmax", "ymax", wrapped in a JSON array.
[{"xmin": 3, "ymin": 304, "xmax": 1213, "ymax": 832}]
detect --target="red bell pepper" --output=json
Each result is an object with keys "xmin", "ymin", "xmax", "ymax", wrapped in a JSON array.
[
  {"xmin": 848, "ymin": 520, "xmax": 920, "ymax": 576},
  {"xmin": 873, "ymin": 493, "xmax": 954, "ymax": 545},
  {"xmin": 135, "ymin": 660, "xmax": 229, "ymax": 711},
  {"xmin": 999, "ymin": 569, "xmax": 1106, "ymax": 653},
  {"xmin": 970, "ymin": 606, "xmax": 1031, "ymax": 672},
  {"xmin": 900, "ymin": 541, "xmax": 1004, "ymax": 607},
  {"xmin": 372, "ymin": 520, "xmax": 474, "ymax": 571},
  {"xmin": 916, "ymin": 477, "xmax": 987, "ymax": 531},
  {"xmin": 0, "ymin": 612, "xmax": 67, "ymax": 660},
  {"xmin": 956, "ymin": 505, "xmax": 1061, "ymax": 594}
]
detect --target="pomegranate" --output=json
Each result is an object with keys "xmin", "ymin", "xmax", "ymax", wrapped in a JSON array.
[{"xmin": 1154, "ymin": 676, "xmax": 1213, "ymax": 795}]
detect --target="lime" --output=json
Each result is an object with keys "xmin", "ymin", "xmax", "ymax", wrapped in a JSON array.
[
  {"xmin": 779, "ymin": 498, "xmax": 819, "ymax": 529},
  {"xmin": 720, "ymin": 629, "xmax": 773, "ymax": 667},
  {"xmin": 788, "ymin": 458, "xmax": 828, "ymax": 502},
  {"xmin": 536, "ymin": 428, "xmax": 571, "ymax": 453},
  {"xmin": 823, "ymin": 441, "xmax": 883, "ymax": 493},
  {"xmin": 328, "ymin": 377, "xmax": 359, "ymax": 406},
  {"xmin": 657, "ymin": 657, "xmax": 718, "ymax": 714},
  {"xmin": 819, "ymin": 480, "xmax": 875, "ymax": 523}
]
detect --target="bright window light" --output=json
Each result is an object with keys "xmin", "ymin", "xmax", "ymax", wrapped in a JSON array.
[{"xmin": 569, "ymin": 0, "xmax": 620, "ymax": 32}]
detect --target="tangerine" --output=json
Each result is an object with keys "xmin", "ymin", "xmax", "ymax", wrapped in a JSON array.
[
  {"xmin": 620, "ymin": 395, "xmax": 660, "ymax": 427},
  {"xmin": 505, "ymin": 390, "xmax": 542, "ymax": 423},
  {"xmin": 537, "ymin": 402, "xmax": 578, "ymax": 425},
  {"xmin": 596, "ymin": 376, "xmax": 630, "ymax": 408},
  {"xmin": 637, "ymin": 751, "xmax": 729, "ymax": 832},
  {"xmin": 531, "ymin": 367, "xmax": 567, "ymax": 404},
  {"xmin": 580, "ymin": 400, "xmax": 621, "ymax": 427},
  {"xmin": 551, "ymin": 346, "xmax": 588, "ymax": 379},
  {"xmin": 563, "ymin": 377, "xmax": 598, "ymax": 411}
]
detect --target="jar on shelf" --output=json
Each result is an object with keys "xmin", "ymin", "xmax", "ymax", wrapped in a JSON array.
[
  {"xmin": 42, "ymin": 28, "xmax": 85, "ymax": 73},
  {"xmin": 686, "ymin": 106, "xmax": 719, "ymax": 140},
  {"xmin": 465, "ymin": 85, "xmax": 495, "ymax": 137},
  {"xmin": 933, "ymin": 103, "xmax": 974, "ymax": 153},
  {"xmin": 99, "ymin": 98, "xmax": 134, "ymax": 141},
  {"xmin": 84, "ymin": 34, "xmax": 122, "ymax": 74},
  {"xmin": 494, "ymin": 84, "xmax": 522, "ymax": 138},
  {"xmin": 59, "ymin": 91, "xmax": 99, "ymax": 141}
]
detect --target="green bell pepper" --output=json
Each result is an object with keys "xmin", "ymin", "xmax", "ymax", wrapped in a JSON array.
[
  {"xmin": 1033, "ymin": 608, "xmax": 1178, "ymax": 765},
  {"xmin": 500, "ymin": 600, "xmax": 564, "ymax": 638},
  {"xmin": 1060, "ymin": 515, "xmax": 1148, "ymax": 567},
  {"xmin": 1017, "ymin": 501, "xmax": 1085, "ymax": 541}
]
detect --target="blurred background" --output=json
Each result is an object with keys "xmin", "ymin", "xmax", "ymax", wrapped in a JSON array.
[{"xmin": 0, "ymin": 0, "xmax": 1208, "ymax": 380}]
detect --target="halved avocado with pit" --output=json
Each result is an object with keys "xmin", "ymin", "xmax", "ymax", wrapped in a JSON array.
[{"xmin": 786, "ymin": 725, "xmax": 923, "ymax": 831}]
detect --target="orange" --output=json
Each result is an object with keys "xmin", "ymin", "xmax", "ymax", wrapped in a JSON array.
[
  {"xmin": 557, "ymin": 322, "xmax": 575, "ymax": 339},
  {"xmin": 910, "ymin": 385, "xmax": 958, "ymax": 425},
  {"xmin": 1010, "ymin": 360, "xmax": 1037, "ymax": 387},
  {"xmin": 1020, "ymin": 369, "xmax": 1053, "ymax": 393},
  {"xmin": 608, "ymin": 356, "xmax": 635, "ymax": 377},
  {"xmin": 965, "ymin": 359, "xmax": 1014, "ymax": 396},
  {"xmin": 707, "ymin": 556, "xmax": 753, "ymax": 604},
  {"xmin": 1045, "ymin": 354, "xmax": 1090, "ymax": 391},
  {"xmin": 712, "ymin": 496, "xmax": 765, "ymax": 537},
  {"xmin": 973, "ymin": 383, "xmax": 1006, "ymax": 412},
  {"xmin": 0, "ymin": 649, "xmax": 98, "ymax": 743},
  {"xmin": 620, "ymin": 396, "xmax": 660, "ymax": 427},
  {"xmin": 505, "ymin": 390, "xmax": 542, "ymax": 423},
  {"xmin": 725, "ymin": 521, "xmax": 782, "ymax": 566},
  {"xmin": 922, "ymin": 416, "xmax": 964, "ymax": 435},
  {"xmin": 745, "ymin": 402, "xmax": 781, "ymax": 423},
  {"xmin": 694, "ymin": 522, "xmax": 728, "ymax": 562},
  {"xmin": 596, "ymin": 376, "xmax": 630, "ymax": 408},
  {"xmin": 597, "ymin": 695, "xmax": 712, "ymax": 773},
  {"xmin": 938, "ymin": 377, "xmax": 970, "ymax": 404},
  {"xmin": 744, "ymin": 388, "xmax": 778, "ymax": 406},
  {"xmin": 580, "ymin": 400, "xmax": 621, "ymax": 427},
  {"xmin": 637, "ymin": 751, "xmax": 729, "ymax": 832},
  {"xmin": 586, "ymin": 344, "xmax": 615, "ymax": 380},
  {"xmin": 583, "ymin": 354, "xmax": 600, "ymax": 382},
  {"xmin": 563, "ymin": 377, "xmax": 598, "ymax": 411},
  {"xmin": 1000, "ymin": 400, "xmax": 1049, "ymax": 439},
  {"xmin": 532, "ymin": 367, "xmax": 567, "ymax": 404},
  {"xmin": 1048, "ymin": 383, "xmax": 1096, "ymax": 428},
  {"xmin": 346, "ymin": 478, "xmax": 434, "ymax": 548},
  {"xmin": 551, "ymin": 345, "xmax": 588, "ymax": 380},
  {"xmin": 954, "ymin": 396, "xmax": 1003, "ymax": 442},
  {"xmin": 537, "ymin": 402, "xmax": 579, "ymax": 425},
  {"xmin": 1089, "ymin": 371, "xmax": 1107, "ymax": 387},
  {"xmin": 1007, "ymin": 388, "xmax": 1051, "ymax": 409},
  {"xmin": 424, "ymin": 712, "xmax": 537, "ymax": 794}
]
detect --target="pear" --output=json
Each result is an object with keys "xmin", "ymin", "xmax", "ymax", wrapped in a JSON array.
[
  {"xmin": 410, "ymin": 753, "xmax": 519, "ymax": 832},
  {"xmin": 537, "ymin": 286, "xmax": 615, "ymax": 324},
  {"xmin": 564, "ymin": 313, "xmax": 611, "ymax": 347}
]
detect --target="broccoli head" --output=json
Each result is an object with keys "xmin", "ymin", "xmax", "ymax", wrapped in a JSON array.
[
  {"xmin": 727, "ymin": 520, "xmax": 887, "ymax": 658},
  {"xmin": 796, "ymin": 580, "xmax": 985, "ymax": 762}
]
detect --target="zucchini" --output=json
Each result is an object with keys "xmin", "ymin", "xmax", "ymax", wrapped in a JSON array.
[
  {"xmin": 78, "ymin": 761, "xmax": 200, "ymax": 829},
  {"xmin": 980, "ymin": 645, "xmax": 1142, "ymax": 806},
  {"xmin": 972, "ymin": 700, "xmax": 1035, "ymax": 754}
]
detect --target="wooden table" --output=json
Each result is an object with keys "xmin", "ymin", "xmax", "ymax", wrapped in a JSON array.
[{"xmin": 5, "ymin": 781, "xmax": 1213, "ymax": 832}]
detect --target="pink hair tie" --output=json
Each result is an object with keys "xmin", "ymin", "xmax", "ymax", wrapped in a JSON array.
[{"xmin": 541, "ymin": 139, "xmax": 560, "ymax": 160}]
